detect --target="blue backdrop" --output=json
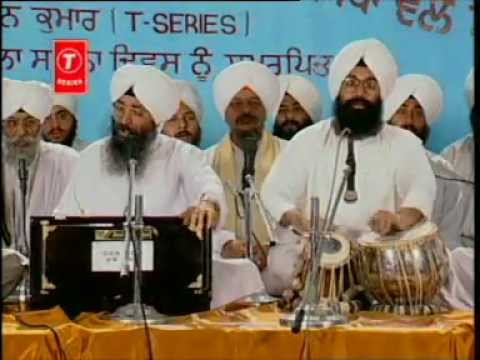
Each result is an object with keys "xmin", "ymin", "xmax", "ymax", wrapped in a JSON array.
[{"xmin": 2, "ymin": 0, "xmax": 474, "ymax": 152}]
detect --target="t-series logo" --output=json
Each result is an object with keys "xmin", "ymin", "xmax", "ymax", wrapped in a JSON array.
[{"xmin": 54, "ymin": 39, "xmax": 89, "ymax": 94}]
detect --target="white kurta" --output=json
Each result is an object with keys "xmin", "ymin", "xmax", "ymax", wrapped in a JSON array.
[
  {"xmin": 441, "ymin": 135, "xmax": 474, "ymax": 247},
  {"xmin": 55, "ymin": 134, "xmax": 226, "ymax": 221},
  {"xmin": 3, "ymin": 141, "xmax": 79, "ymax": 249},
  {"xmin": 54, "ymin": 134, "xmax": 234, "ymax": 308},
  {"xmin": 440, "ymin": 134, "xmax": 474, "ymax": 309},
  {"xmin": 260, "ymin": 119, "xmax": 436, "ymax": 294},
  {"xmin": 426, "ymin": 151, "xmax": 464, "ymax": 250},
  {"xmin": 205, "ymin": 133, "xmax": 288, "ymax": 303}
]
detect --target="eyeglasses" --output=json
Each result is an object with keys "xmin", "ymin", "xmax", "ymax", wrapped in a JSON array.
[
  {"xmin": 342, "ymin": 76, "xmax": 379, "ymax": 93},
  {"xmin": 5, "ymin": 117, "xmax": 40, "ymax": 133}
]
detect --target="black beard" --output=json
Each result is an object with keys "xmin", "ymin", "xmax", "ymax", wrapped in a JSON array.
[
  {"xmin": 104, "ymin": 121, "xmax": 157, "ymax": 177},
  {"xmin": 334, "ymin": 96, "xmax": 383, "ymax": 138},
  {"xmin": 272, "ymin": 118, "xmax": 313, "ymax": 140},
  {"xmin": 43, "ymin": 119, "xmax": 78, "ymax": 147}
]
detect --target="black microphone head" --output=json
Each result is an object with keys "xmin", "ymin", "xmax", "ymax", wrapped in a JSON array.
[{"xmin": 240, "ymin": 133, "xmax": 261, "ymax": 154}]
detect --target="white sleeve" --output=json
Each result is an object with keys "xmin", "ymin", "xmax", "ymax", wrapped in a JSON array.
[
  {"xmin": 179, "ymin": 144, "xmax": 228, "ymax": 229},
  {"xmin": 211, "ymin": 229, "xmax": 235, "ymax": 255},
  {"xmin": 53, "ymin": 152, "xmax": 84, "ymax": 217},
  {"xmin": 261, "ymin": 136, "xmax": 309, "ymax": 222},
  {"xmin": 394, "ymin": 136, "xmax": 436, "ymax": 219},
  {"xmin": 432, "ymin": 179, "xmax": 464, "ymax": 250}
]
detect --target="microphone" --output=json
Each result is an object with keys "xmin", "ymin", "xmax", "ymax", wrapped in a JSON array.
[
  {"xmin": 241, "ymin": 133, "xmax": 260, "ymax": 189},
  {"xmin": 18, "ymin": 159, "xmax": 28, "ymax": 195},
  {"xmin": 344, "ymin": 135, "xmax": 358, "ymax": 203}
]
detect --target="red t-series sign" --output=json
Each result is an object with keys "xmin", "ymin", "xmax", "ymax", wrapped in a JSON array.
[{"xmin": 54, "ymin": 39, "xmax": 89, "ymax": 94}]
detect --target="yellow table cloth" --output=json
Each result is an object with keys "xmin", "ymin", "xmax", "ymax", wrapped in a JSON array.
[{"xmin": 2, "ymin": 304, "xmax": 474, "ymax": 360}]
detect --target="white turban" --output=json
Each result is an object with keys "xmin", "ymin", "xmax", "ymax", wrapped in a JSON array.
[
  {"xmin": 52, "ymin": 93, "xmax": 78, "ymax": 118},
  {"xmin": 277, "ymin": 74, "xmax": 323, "ymax": 122},
  {"xmin": 328, "ymin": 38, "xmax": 398, "ymax": 100},
  {"xmin": 465, "ymin": 68, "xmax": 474, "ymax": 108},
  {"xmin": 383, "ymin": 74, "xmax": 444, "ymax": 126},
  {"xmin": 213, "ymin": 61, "xmax": 280, "ymax": 119},
  {"xmin": 175, "ymin": 80, "xmax": 203, "ymax": 123},
  {"xmin": 110, "ymin": 64, "xmax": 180, "ymax": 129},
  {"xmin": 2, "ymin": 79, "xmax": 53, "ymax": 123}
]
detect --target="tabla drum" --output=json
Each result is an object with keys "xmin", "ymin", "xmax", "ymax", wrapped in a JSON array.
[
  {"xmin": 355, "ymin": 221, "xmax": 449, "ymax": 315},
  {"xmin": 280, "ymin": 230, "xmax": 363, "ymax": 313}
]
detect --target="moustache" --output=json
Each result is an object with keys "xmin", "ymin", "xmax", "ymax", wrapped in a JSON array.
[
  {"xmin": 236, "ymin": 114, "xmax": 258, "ymax": 123},
  {"xmin": 344, "ymin": 98, "xmax": 373, "ymax": 109},
  {"xmin": 176, "ymin": 130, "xmax": 193, "ymax": 138}
]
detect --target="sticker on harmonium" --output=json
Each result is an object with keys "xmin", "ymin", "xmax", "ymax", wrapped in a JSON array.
[{"xmin": 91, "ymin": 241, "xmax": 154, "ymax": 272}]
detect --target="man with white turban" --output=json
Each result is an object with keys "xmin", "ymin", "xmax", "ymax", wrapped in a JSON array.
[
  {"xmin": 2, "ymin": 78, "xmax": 79, "ymax": 253},
  {"xmin": 205, "ymin": 61, "xmax": 287, "ymax": 265},
  {"xmin": 55, "ymin": 64, "xmax": 226, "ymax": 242},
  {"xmin": 162, "ymin": 80, "xmax": 203, "ymax": 146},
  {"xmin": 42, "ymin": 92, "xmax": 88, "ymax": 151},
  {"xmin": 384, "ymin": 74, "xmax": 463, "ymax": 250},
  {"xmin": 261, "ymin": 38, "xmax": 436, "ymax": 297},
  {"xmin": 439, "ymin": 68, "xmax": 475, "ymax": 309},
  {"xmin": 273, "ymin": 74, "xmax": 323, "ymax": 140},
  {"xmin": 159, "ymin": 78, "xmax": 266, "ymax": 308}
]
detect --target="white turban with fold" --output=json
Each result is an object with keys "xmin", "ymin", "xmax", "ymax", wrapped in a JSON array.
[
  {"xmin": 52, "ymin": 92, "xmax": 78, "ymax": 118},
  {"xmin": 2, "ymin": 79, "xmax": 53, "ymax": 123},
  {"xmin": 465, "ymin": 68, "xmax": 474, "ymax": 108},
  {"xmin": 175, "ymin": 80, "xmax": 203, "ymax": 123},
  {"xmin": 213, "ymin": 61, "xmax": 280, "ymax": 119},
  {"xmin": 110, "ymin": 64, "xmax": 180, "ymax": 129},
  {"xmin": 383, "ymin": 74, "xmax": 444, "ymax": 126},
  {"xmin": 277, "ymin": 74, "xmax": 323, "ymax": 122},
  {"xmin": 328, "ymin": 38, "xmax": 398, "ymax": 100}
]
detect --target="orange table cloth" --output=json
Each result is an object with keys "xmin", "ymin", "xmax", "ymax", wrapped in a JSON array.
[{"xmin": 3, "ymin": 304, "xmax": 474, "ymax": 360}]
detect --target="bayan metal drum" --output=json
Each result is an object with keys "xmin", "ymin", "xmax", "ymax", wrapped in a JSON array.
[{"xmin": 356, "ymin": 221, "xmax": 449, "ymax": 315}]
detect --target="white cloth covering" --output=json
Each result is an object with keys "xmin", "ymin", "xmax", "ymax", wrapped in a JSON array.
[
  {"xmin": 213, "ymin": 61, "xmax": 280, "ymax": 119},
  {"xmin": 54, "ymin": 134, "xmax": 226, "ymax": 224},
  {"xmin": 260, "ymin": 119, "xmax": 436, "ymax": 294},
  {"xmin": 3, "ymin": 141, "xmax": 79, "ymax": 247},
  {"xmin": 277, "ymin": 74, "xmax": 323, "ymax": 122},
  {"xmin": 441, "ymin": 135, "xmax": 474, "ymax": 247},
  {"xmin": 175, "ymin": 80, "xmax": 203, "ymax": 123},
  {"xmin": 441, "ymin": 247, "xmax": 474, "ymax": 309},
  {"xmin": 383, "ymin": 74, "xmax": 444, "ymax": 126},
  {"xmin": 110, "ymin": 64, "xmax": 180, "ymax": 129},
  {"xmin": 2, "ymin": 79, "xmax": 53, "ymax": 123},
  {"xmin": 426, "ymin": 151, "xmax": 464, "ymax": 250},
  {"xmin": 52, "ymin": 93, "xmax": 78, "ymax": 118},
  {"xmin": 205, "ymin": 135, "xmax": 288, "ymax": 299},
  {"xmin": 328, "ymin": 38, "xmax": 398, "ymax": 100}
]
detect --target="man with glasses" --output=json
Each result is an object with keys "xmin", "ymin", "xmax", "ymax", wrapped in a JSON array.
[
  {"xmin": 2, "ymin": 78, "xmax": 79, "ymax": 252},
  {"xmin": 261, "ymin": 39, "xmax": 436, "ymax": 296}
]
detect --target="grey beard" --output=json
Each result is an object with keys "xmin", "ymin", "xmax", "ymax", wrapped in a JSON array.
[
  {"xmin": 103, "ymin": 131, "xmax": 157, "ymax": 177},
  {"xmin": 3, "ymin": 135, "xmax": 41, "ymax": 167}
]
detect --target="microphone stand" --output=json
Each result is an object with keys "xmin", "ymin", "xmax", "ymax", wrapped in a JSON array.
[
  {"xmin": 241, "ymin": 174, "xmax": 277, "ymax": 304},
  {"xmin": 281, "ymin": 131, "xmax": 354, "ymax": 330},
  {"xmin": 112, "ymin": 160, "xmax": 166, "ymax": 324},
  {"xmin": 17, "ymin": 159, "xmax": 30, "ymax": 310}
]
